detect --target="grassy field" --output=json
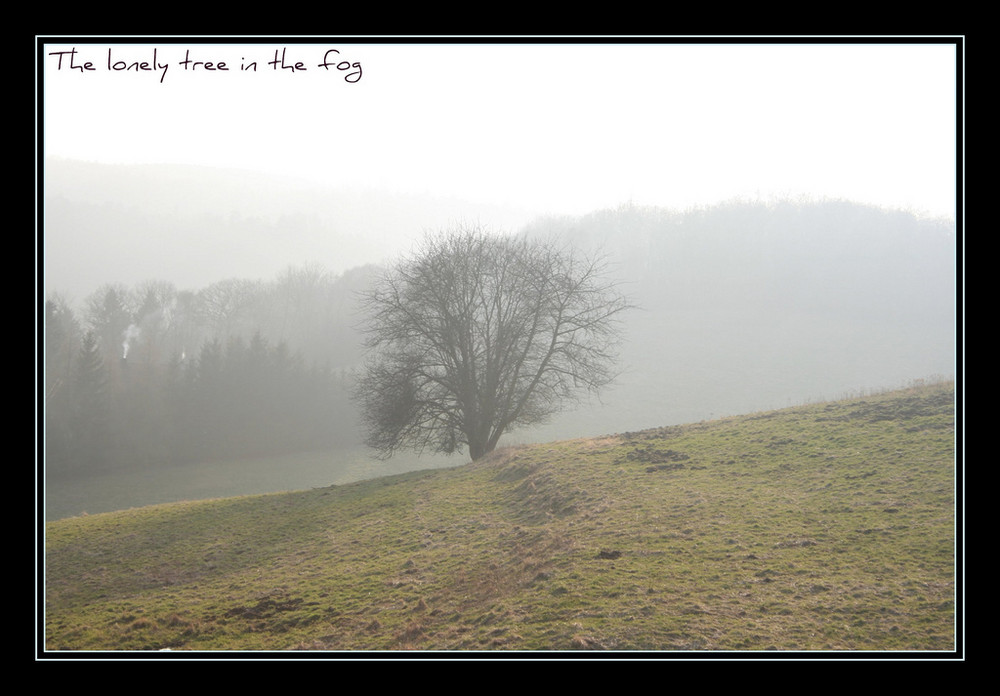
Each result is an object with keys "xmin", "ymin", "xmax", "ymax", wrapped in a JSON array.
[{"xmin": 42, "ymin": 381, "xmax": 958, "ymax": 655}]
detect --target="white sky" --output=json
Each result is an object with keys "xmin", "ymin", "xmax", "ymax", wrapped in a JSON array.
[{"xmin": 40, "ymin": 39, "xmax": 960, "ymax": 220}]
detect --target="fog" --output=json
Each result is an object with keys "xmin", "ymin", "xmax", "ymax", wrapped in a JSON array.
[{"xmin": 38, "ymin": 39, "xmax": 960, "ymax": 518}]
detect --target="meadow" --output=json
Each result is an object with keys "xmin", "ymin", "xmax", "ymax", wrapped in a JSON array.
[{"xmin": 43, "ymin": 381, "xmax": 957, "ymax": 654}]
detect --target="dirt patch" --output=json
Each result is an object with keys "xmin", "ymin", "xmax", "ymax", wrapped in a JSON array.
[
  {"xmin": 224, "ymin": 594, "xmax": 303, "ymax": 620},
  {"xmin": 620, "ymin": 445, "xmax": 691, "ymax": 472},
  {"xmin": 625, "ymin": 445, "xmax": 690, "ymax": 464}
]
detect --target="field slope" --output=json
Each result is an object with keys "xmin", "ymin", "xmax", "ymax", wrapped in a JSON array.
[{"xmin": 43, "ymin": 382, "xmax": 957, "ymax": 653}]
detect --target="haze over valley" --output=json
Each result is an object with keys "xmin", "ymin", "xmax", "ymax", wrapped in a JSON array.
[{"xmin": 42, "ymin": 158, "xmax": 957, "ymax": 519}]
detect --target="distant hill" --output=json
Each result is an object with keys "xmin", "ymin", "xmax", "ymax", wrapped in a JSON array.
[
  {"xmin": 516, "ymin": 199, "xmax": 957, "ymax": 441},
  {"xmin": 42, "ymin": 158, "xmax": 541, "ymax": 301},
  {"xmin": 43, "ymin": 381, "xmax": 957, "ymax": 653}
]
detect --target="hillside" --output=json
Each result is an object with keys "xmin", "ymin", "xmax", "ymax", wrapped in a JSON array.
[{"xmin": 42, "ymin": 381, "xmax": 958, "ymax": 654}]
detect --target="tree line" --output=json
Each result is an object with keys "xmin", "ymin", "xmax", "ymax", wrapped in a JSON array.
[
  {"xmin": 44, "ymin": 265, "xmax": 374, "ymax": 477},
  {"xmin": 43, "ymin": 226, "xmax": 633, "ymax": 474}
]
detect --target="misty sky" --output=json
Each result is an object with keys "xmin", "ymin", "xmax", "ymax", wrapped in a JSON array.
[{"xmin": 41, "ymin": 39, "xmax": 959, "ymax": 223}]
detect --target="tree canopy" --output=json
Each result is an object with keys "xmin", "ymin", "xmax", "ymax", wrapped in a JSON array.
[{"xmin": 355, "ymin": 226, "xmax": 632, "ymax": 461}]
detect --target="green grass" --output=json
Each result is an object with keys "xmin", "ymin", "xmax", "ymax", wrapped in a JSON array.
[{"xmin": 43, "ymin": 382, "xmax": 958, "ymax": 653}]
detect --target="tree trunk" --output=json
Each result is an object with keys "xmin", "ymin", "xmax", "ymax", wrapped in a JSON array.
[{"xmin": 468, "ymin": 439, "xmax": 495, "ymax": 461}]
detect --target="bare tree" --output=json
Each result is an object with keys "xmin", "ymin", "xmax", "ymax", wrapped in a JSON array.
[
  {"xmin": 196, "ymin": 278, "xmax": 265, "ymax": 339},
  {"xmin": 355, "ymin": 225, "xmax": 633, "ymax": 461}
]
